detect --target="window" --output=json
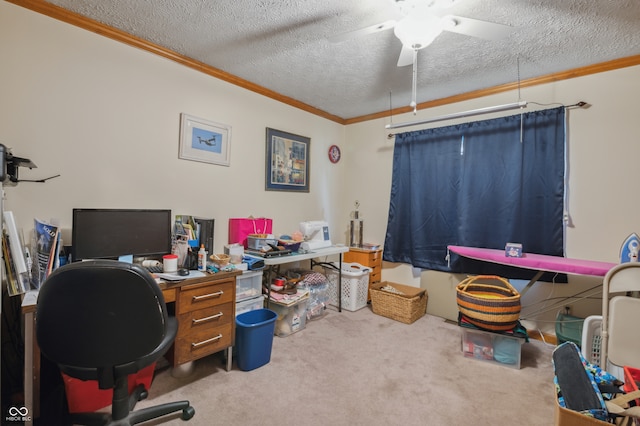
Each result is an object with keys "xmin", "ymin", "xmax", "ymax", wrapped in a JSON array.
[{"xmin": 383, "ymin": 107, "xmax": 566, "ymax": 280}]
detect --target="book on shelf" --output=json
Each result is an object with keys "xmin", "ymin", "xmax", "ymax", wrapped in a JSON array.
[
  {"xmin": 32, "ymin": 217, "xmax": 61, "ymax": 289},
  {"xmin": 2, "ymin": 211, "xmax": 30, "ymax": 296},
  {"xmin": 174, "ymin": 215, "xmax": 198, "ymax": 240},
  {"xmin": 2, "ymin": 231, "xmax": 27, "ymax": 296}
]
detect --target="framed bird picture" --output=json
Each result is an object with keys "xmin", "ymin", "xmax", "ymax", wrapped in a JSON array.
[{"xmin": 179, "ymin": 113, "xmax": 231, "ymax": 166}]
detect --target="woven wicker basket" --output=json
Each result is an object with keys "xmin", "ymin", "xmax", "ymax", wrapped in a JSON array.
[
  {"xmin": 456, "ymin": 275, "xmax": 521, "ymax": 331},
  {"xmin": 210, "ymin": 253, "xmax": 230, "ymax": 267},
  {"xmin": 370, "ymin": 282, "xmax": 428, "ymax": 324}
]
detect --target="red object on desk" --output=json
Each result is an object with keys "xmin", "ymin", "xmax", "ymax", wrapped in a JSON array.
[
  {"xmin": 447, "ymin": 245, "xmax": 616, "ymax": 277},
  {"xmin": 62, "ymin": 363, "xmax": 155, "ymax": 413}
]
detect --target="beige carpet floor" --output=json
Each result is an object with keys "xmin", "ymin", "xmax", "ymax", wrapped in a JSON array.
[{"xmin": 137, "ymin": 306, "xmax": 556, "ymax": 426}]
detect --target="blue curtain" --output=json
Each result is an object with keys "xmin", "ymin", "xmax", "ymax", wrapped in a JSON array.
[{"xmin": 383, "ymin": 107, "xmax": 566, "ymax": 280}]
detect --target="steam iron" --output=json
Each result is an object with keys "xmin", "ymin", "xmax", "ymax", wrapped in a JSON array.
[{"xmin": 619, "ymin": 233, "xmax": 639, "ymax": 263}]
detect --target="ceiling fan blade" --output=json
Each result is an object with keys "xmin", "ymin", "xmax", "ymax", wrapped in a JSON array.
[
  {"xmin": 329, "ymin": 20, "xmax": 396, "ymax": 43},
  {"xmin": 397, "ymin": 44, "xmax": 415, "ymax": 67},
  {"xmin": 441, "ymin": 15, "xmax": 513, "ymax": 40}
]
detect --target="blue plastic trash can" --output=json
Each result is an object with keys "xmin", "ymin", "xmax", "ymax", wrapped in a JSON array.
[{"xmin": 235, "ymin": 308, "xmax": 277, "ymax": 371}]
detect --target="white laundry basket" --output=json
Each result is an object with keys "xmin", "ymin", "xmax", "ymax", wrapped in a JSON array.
[
  {"xmin": 581, "ymin": 315, "xmax": 602, "ymax": 366},
  {"xmin": 324, "ymin": 262, "xmax": 370, "ymax": 311}
]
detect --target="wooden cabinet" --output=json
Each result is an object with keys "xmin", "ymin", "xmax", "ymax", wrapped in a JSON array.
[
  {"xmin": 344, "ymin": 248, "xmax": 382, "ymax": 300},
  {"xmin": 163, "ymin": 272, "xmax": 238, "ymax": 367}
]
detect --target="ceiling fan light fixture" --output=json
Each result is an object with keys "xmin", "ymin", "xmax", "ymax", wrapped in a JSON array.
[
  {"xmin": 394, "ymin": 0, "xmax": 464, "ymax": 15},
  {"xmin": 393, "ymin": 14, "xmax": 444, "ymax": 50}
]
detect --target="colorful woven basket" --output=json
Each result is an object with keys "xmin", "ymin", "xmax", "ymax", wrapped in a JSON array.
[{"xmin": 456, "ymin": 275, "xmax": 521, "ymax": 331}]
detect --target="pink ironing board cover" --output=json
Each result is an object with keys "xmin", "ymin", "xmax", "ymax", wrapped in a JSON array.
[{"xmin": 448, "ymin": 245, "xmax": 616, "ymax": 277}]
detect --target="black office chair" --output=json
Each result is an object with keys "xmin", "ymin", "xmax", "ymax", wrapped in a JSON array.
[{"xmin": 36, "ymin": 260, "xmax": 195, "ymax": 425}]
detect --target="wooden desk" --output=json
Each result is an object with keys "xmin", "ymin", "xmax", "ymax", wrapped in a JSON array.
[{"xmin": 22, "ymin": 270, "xmax": 239, "ymax": 425}]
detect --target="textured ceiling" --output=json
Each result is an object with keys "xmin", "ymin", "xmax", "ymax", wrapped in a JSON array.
[{"xmin": 35, "ymin": 0, "xmax": 640, "ymax": 120}]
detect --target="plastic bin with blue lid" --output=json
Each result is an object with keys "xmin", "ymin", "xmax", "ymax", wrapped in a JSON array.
[{"xmin": 235, "ymin": 309, "xmax": 277, "ymax": 371}]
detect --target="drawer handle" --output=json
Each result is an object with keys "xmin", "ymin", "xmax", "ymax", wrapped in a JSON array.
[
  {"xmin": 192, "ymin": 334, "xmax": 223, "ymax": 348},
  {"xmin": 192, "ymin": 312, "xmax": 224, "ymax": 324},
  {"xmin": 192, "ymin": 290, "xmax": 224, "ymax": 301}
]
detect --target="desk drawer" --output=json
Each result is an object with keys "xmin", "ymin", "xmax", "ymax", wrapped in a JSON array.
[
  {"xmin": 178, "ymin": 304, "xmax": 233, "ymax": 336},
  {"xmin": 344, "ymin": 249, "xmax": 382, "ymax": 266},
  {"xmin": 174, "ymin": 323, "xmax": 233, "ymax": 364},
  {"xmin": 370, "ymin": 269, "xmax": 382, "ymax": 284},
  {"xmin": 162, "ymin": 288, "xmax": 176, "ymax": 304},
  {"xmin": 368, "ymin": 250, "xmax": 382, "ymax": 263},
  {"xmin": 178, "ymin": 280, "xmax": 234, "ymax": 313}
]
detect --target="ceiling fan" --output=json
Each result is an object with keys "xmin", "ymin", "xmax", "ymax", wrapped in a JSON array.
[{"xmin": 332, "ymin": 0, "xmax": 514, "ymax": 111}]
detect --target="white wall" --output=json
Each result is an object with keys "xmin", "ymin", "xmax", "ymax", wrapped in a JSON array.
[
  {"xmin": 0, "ymin": 2, "xmax": 346, "ymax": 254},
  {"xmin": 3, "ymin": 2, "xmax": 640, "ymax": 334}
]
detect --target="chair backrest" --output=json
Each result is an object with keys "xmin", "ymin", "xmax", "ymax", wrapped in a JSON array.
[
  {"xmin": 607, "ymin": 296, "xmax": 640, "ymax": 367},
  {"xmin": 601, "ymin": 262, "xmax": 640, "ymax": 370},
  {"xmin": 36, "ymin": 260, "xmax": 168, "ymax": 382}
]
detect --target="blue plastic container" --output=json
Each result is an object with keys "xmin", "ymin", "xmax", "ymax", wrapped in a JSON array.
[{"xmin": 235, "ymin": 308, "xmax": 277, "ymax": 371}]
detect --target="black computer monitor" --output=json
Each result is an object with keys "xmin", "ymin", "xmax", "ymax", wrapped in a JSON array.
[{"xmin": 71, "ymin": 208, "xmax": 172, "ymax": 262}]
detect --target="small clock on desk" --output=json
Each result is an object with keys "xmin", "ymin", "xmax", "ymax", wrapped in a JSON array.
[{"xmin": 328, "ymin": 144, "xmax": 341, "ymax": 163}]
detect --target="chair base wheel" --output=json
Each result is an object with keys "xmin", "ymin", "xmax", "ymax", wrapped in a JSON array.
[{"xmin": 182, "ymin": 406, "xmax": 195, "ymax": 421}]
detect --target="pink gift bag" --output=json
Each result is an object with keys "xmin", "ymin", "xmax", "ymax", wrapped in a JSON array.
[{"xmin": 228, "ymin": 217, "xmax": 273, "ymax": 248}]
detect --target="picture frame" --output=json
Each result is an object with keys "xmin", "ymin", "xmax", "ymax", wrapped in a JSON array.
[
  {"xmin": 179, "ymin": 113, "xmax": 231, "ymax": 166},
  {"xmin": 265, "ymin": 128, "xmax": 310, "ymax": 192}
]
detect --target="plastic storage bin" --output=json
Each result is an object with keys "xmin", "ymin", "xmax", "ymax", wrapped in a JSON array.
[
  {"xmin": 246, "ymin": 235, "xmax": 277, "ymax": 250},
  {"xmin": 461, "ymin": 327, "xmax": 524, "ymax": 369},
  {"xmin": 297, "ymin": 271, "xmax": 330, "ymax": 320},
  {"xmin": 304, "ymin": 281, "xmax": 329, "ymax": 320},
  {"xmin": 324, "ymin": 262, "xmax": 370, "ymax": 311},
  {"xmin": 235, "ymin": 309, "xmax": 278, "ymax": 371},
  {"xmin": 236, "ymin": 295, "xmax": 265, "ymax": 317},
  {"xmin": 270, "ymin": 297, "xmax": 309, "ymax": 337},
  {"xmin": 555, "ymin": 312, "xmax": 584, "ymax": 347},
  {"xmin": 236, "ymin": 270, "xmax": 263, "ymax": 302}
]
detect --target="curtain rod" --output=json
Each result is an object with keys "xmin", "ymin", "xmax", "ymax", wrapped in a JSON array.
[
  {"xmin": 386, "ymin": 100, "xmax": 589, "ymax": 138},
  {"xmin": 385, "ymin": 101, "xmax": 528, "ymax": 131}
]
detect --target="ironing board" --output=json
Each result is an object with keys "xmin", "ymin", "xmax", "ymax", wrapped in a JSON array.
[{"xmin": 447, "ymin": 245, "xmax": 617, "ymax": 295}]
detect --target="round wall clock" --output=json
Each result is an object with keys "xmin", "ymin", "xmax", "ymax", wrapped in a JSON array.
[{"xmin": 328, "ymin": 144, "xmax": 341, "ymax": 163}]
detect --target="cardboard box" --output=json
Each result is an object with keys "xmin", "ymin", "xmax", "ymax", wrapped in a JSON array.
[{"xmin": 554, "ymin": 392, "xmax": 610, "ymax": 426}]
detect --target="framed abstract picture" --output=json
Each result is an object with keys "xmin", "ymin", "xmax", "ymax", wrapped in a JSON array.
[
  {"xmin": 265, "ymin": 128, "xmax": 310, "ymax": 192},
  {"xmin": 179, "ymin": 113, "xmax": 231, "ymax": 166}
]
